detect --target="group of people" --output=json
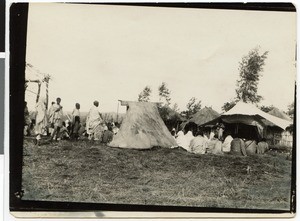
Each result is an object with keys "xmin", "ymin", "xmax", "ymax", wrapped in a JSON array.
[
  {"xmin": 24, "ymin": 98, "xmax": 120, "ymax": 145},
  {"xmin": 172, "ymin": 124, "xmax": 269, "ymax": 156}
]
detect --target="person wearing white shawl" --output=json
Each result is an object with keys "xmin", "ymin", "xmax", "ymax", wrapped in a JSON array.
[
  {"xmin": 35, "ymin": 97, "xmax": 48, "ymax": 145},
  {"xmin": 86, "ymin": 100, "xmax": 103, "ymax": 140},
  {"xmin": 189, "ymin": 130, "xmax": 207, "ymax": 155},
  {"xmin": 175, "ymin": 131, "xmax": 189, "ymax": 151},
  {"xmin": 185, "ymin": 131, "xmax": 195, "ymax": 148}
]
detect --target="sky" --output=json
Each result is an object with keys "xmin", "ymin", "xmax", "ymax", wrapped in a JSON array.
[{"xmin": 25, "ymin": 3, "xmax": 296, "ymax": 114}]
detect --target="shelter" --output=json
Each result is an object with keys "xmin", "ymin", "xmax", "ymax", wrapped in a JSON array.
[
  {"xmin": 204, "ymin": 101, "xmax": 292, "ymax": 140},
  {"xmin": 108, "ymin": 101, "xmax": 177, "ymax": 149},
  {"xmin": 183, "ymin": 107, "xmax": 220, "ymax": 132}
]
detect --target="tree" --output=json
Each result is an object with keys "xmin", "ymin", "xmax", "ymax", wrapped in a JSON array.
[
  {"xmin": 158, "ymin": 82, "xmax": 171, "ymax": 106},
  {"xmin": 235, "ymin": 47, "xmax": 268, "ymax": 104},
  {"xmin": 260, "ymin": 105, "xmax": 274, "ymax": 113},
  {"xmin": 172, "ymin": 103, "xmax": 180, "ymax": 112},
  {"xmin": 181, "ymin": 97, "xmax": 201, "ymax": 119},
  {"xmin": 221, "ymin": 100, "xmax": 236, "ymax": 112},
  {"xmin": 287, "ymin": 102, "xmax": 294, "ymax": 120},
  {"xmin": 138, "ymin": 86, "xmax": 152, "ymax": 102}
]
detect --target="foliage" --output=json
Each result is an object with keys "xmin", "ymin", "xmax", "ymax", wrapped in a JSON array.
[
  {"xmin": 138, "ymin": 86, "xmax": 152, "ymax": 102},
  {"xmin": 260, "ymin": 105, "xmax": 274, "ymax": 113},
  {"xmin": 235, "ymin": 47, "xmax": 268, "ymax": 104},
  {"xmin": 158, "ymin": 82, "xmax": 171, "ymax": 106},
  {"xmin": 181, "ymin": 97, "xmax": 201, "ymax": 119},
  {"xmin": 221, "ymin": 100, "xmax": 236, "ymax": 112},
  {"xmin": 172, "ymin": 103, "xmax": 180, "ymax": 112},
  {"xmin": 287, "ymin": 102, "xmax": 294, "ymax": 120}
]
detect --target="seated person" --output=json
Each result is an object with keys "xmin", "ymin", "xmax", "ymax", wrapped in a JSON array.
[
  {"xmin": 222, "ymin": 131, "xmax": 233, "ymax": 153},
  {"xmin": 207, "ymin": 134, "xmax": 223, "ymax": 155},
  {"xmin": 257, "ymin": 138, "xmax": 269, "ymax": 154},
  {"xmin": 230, "ymin": 134, "xmax": 247, "ymax": 156},
  {"xmin": 58, "ymin": 122, "xmax": 70, "ymax": 140},
  {"xmin": 176, "ymin": 130, "xmax": 189, "ymax": 151},
  {"xmin": 189, "ymin": 130, "xmax": 207, "ymax": 155},
  {"xmin": 245, "ymin": 139, "xmax": 257, "ymax": 155},
  {"xmin": 102, "ymin": 125, "xmax": 114, "ymax": 144}
]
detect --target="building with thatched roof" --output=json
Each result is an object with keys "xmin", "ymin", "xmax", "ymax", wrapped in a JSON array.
[{"xmin": 182, "ymin": 107, "xmax": 220, "ymax": 132}]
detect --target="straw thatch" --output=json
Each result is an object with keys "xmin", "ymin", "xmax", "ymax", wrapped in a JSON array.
[
  {"xmin": 188, "ymin": 107, "xmax": 220, "ymax": 126},
  {"xmin": 108, "ymin": 101, "xmax": 177, "ymax": 149}
]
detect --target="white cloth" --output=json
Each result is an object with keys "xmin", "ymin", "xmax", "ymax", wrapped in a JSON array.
[
  {"xmin": 222, "ymin": 135, "xmax": 233, "ymax": 152},
  {"xmin": 86, "ymin": 105, "xmax": 103, "ymax": 135},
  {"xmin": 185, "ymin": 131, "xmax": 195, "ymax": 146},
  {"xmin": 35, "ymin": 99, "xmax": 47, "ymax": 135},
  {"xmin": 176, "ymin": 131, "xmax": 189, "ymax": 151},
  {"xmin": 190, "ymin": 136, "xmax": 207, "ymax": 155},
  {"xmin": 209, "ymin": 131, "xmax": 215, "ymax": 140}
]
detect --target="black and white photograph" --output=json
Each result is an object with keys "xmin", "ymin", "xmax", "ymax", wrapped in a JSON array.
[{"xmin": 10, "ymin": 2, "xmax": 296, "ymax": 216}]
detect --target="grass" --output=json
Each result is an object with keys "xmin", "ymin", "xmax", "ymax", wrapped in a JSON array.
[{"xmin": 22, "ymin": 138, "xmax": 292, "ymax": 210}]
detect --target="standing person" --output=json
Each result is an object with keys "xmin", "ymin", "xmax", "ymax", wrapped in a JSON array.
[
  {"xmin": 24, "ymin": 101, "xmax": 31, "ymax": 136},
  {"xmin": 35, "ymin": 98, "xmax": 48, "ymax": 145},
  {"xmin": 47, "ymin": 101, "xmax": 55, "ymax": 135},
  {"xmin": 86, "ymin": 100, "xmax": 103, "ymax": 140},
  {"xmin": 51, "ymin": 97, "xmax": 63, "ymax": 141}
]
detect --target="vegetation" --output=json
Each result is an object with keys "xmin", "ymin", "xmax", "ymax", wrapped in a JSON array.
[
  {"xmin": 138, "ymin": 86, "xmax": 152, "ymax": 102},
  {"xmin": 22, "ymin": 138, "xmax": 292, "ymax": 210},
  {"xmin": 158, "ymin": 82, "xmax": 171, "ymax": 107},
  {"xmin": 236, "ymin": 47, "xmax": 268, "ymax": 103},
  {"xmin": 181, "ymin": 97, "xmax": 202, "ymax": 119}
]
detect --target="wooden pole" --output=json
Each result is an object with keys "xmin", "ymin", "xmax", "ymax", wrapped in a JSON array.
[
  {"xmin": 45, "ymin": 80, "xmax": 49, "ymax": 109},
  {"xmin": 36, "ymin": 82, "xmax": 41, "ymax": 103}
]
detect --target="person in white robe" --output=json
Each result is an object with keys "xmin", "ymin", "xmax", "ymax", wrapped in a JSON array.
[
  {"xmin": 51, "ymin": 97, "xmax": 63, "ymax": 140},
  {"xmin": 185, "ymin": 131, "xmax": 195, "ymax": 150},
  {"xmin": 222, "ymin": 132, "xmax": 233, "ymax": 153},
  {"xmin": 175, "ymin": 131, "xmax": 189, "ymax": 151},
  {"xmin": 189, "ymin": 130, "xmax": 207, "ymax": 155},
  {"xmin": 86, "ymin": 100, "xmax": 103, "ymax": 140},
  {"xmin": 35, "ymin": 97, "xmax": 48, "ymax": 145}
]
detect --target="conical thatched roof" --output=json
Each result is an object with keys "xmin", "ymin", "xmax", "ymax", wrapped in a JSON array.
[
  {"xmin": 108, "ymin": 101, "xmax": 177, "ymax": 149},
  {"xmin": 268, "ymin": 107, "xmax": 292, "ymax": 122},
  {"xmin": 188, "ymin": 107, "xmax": 220, "ymax": 126}
]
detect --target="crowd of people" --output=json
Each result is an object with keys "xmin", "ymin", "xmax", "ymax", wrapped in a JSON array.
[
  {"xmin": 24, "ymin": 98, "xmax": 269, "ymax": 154},
  {"xmin": 24, "ymin": 98, "xmax": 120, "ymax": 145},
  {"xmin": 172, "ymin": 124, "xmax": 269, "ymax": 156}
]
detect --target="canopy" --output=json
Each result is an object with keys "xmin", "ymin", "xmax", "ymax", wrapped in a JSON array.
[{"xmin": 222, "ymin": 101, "xmax": 292, "ymax": 130}]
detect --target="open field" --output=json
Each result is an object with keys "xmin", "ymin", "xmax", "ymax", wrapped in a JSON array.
[{"xmin": 22, "ymin": 138, "xmax": 292, "ymax": 210}]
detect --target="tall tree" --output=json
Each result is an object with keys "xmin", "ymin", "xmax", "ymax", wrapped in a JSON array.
[
  {"xmin": 287, "ymin": 102, "xmax": 294, "ymax": 120},
  {"xmin": 172, "ymin": 103, "xmax": 180, "ymax": 112},
  {"xmin": 235, "ymin": 47, "xmax": 268, "ymax": 103},
  {"xmin": 138, "ymin": 86, "xmax": 152, "ymax": 102},
  {"xmin": 221, "ymin": 100, "xmax": 236, "ymax": 112},
  {"xmin": 260, "ymin": 105, "xmax": 274, "ymax": 113},
  {"xmin": 158, "ymin": 82, "xmax": 171, "ymax": 106},
  {"xmin": 182, "ymin": 97, "xmax": 201, "ymax": 119}
]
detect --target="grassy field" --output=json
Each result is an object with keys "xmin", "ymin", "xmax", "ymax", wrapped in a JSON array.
[{"xmin": 22, "ymin": 138, "xmax": 292, "ymax": 210}]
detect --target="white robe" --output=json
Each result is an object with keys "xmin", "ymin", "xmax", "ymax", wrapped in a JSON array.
[
  {"xmin": 86, "ymin": 105, "xmax": 103, "ymax": 135},
  {"xmin": 222, "ymin": 135, "xmax": 233, "ymax": 152},
  {"xmin": 176, "ymin": 131, "xmax": 189, "ymax": 151}
]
